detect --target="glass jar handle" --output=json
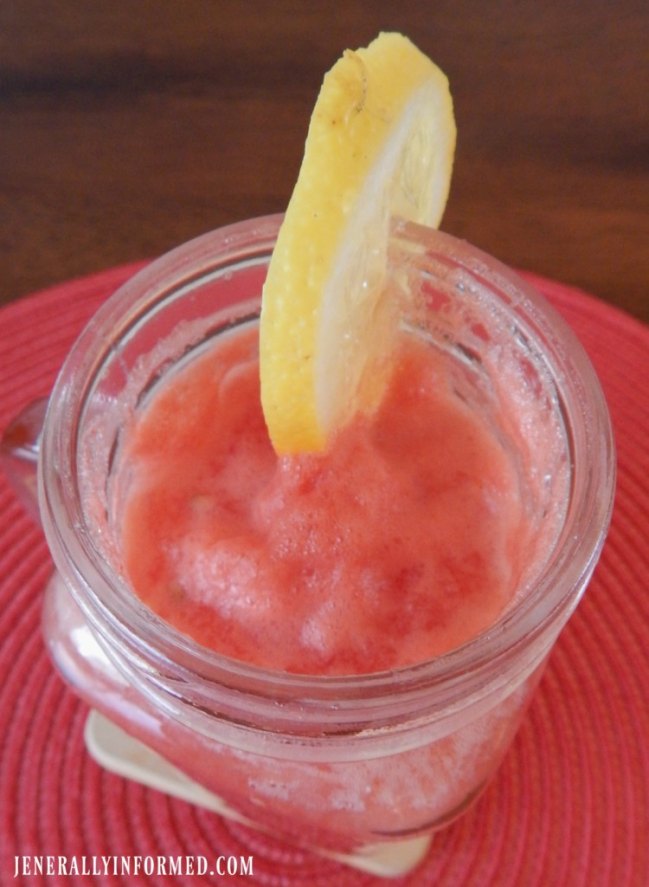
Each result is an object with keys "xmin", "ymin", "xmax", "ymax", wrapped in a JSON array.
[{"xmin": 0, "ymin": 397, "xmax": 48, "ymax": 524}]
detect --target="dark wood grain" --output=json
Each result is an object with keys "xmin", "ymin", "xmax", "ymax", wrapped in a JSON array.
[{"xmin": 1, "ymin": 1, "xmax": 647, "ymax": 322}]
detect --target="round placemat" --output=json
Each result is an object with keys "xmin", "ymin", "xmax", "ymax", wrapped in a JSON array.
[{"xmin": 0, "ymin": 262, "xmax": 647, "ymax": 886}]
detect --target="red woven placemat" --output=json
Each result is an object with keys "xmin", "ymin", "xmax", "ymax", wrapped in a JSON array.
[{"xmin": 0, "ymin": 264, "xmax": 647, "ymax": 886}]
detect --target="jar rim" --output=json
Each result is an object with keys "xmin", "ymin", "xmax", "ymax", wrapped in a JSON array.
[{"xmin": 39, "ymin": 214, "xmax": 616, "ymax": 729}]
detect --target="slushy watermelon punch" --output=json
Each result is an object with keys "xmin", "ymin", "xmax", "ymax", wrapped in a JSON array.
[{"xmin": 22, "ymin": 32, "xmax": 613, "ymax": 873}]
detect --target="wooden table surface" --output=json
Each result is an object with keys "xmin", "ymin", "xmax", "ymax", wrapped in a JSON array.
[{"xmin": 1, "ymin": 1, "xmax": 647, "ymax": 323}]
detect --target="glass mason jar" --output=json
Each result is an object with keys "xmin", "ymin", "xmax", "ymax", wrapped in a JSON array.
[{"xmin": 3, "ymin": 215, "xmax": 615, "ymax": 875}]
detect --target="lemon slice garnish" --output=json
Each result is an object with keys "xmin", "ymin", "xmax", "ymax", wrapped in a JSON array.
[{"xmin": 260, "ymin": 32, "xmax": 456, "ymax": 454}]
